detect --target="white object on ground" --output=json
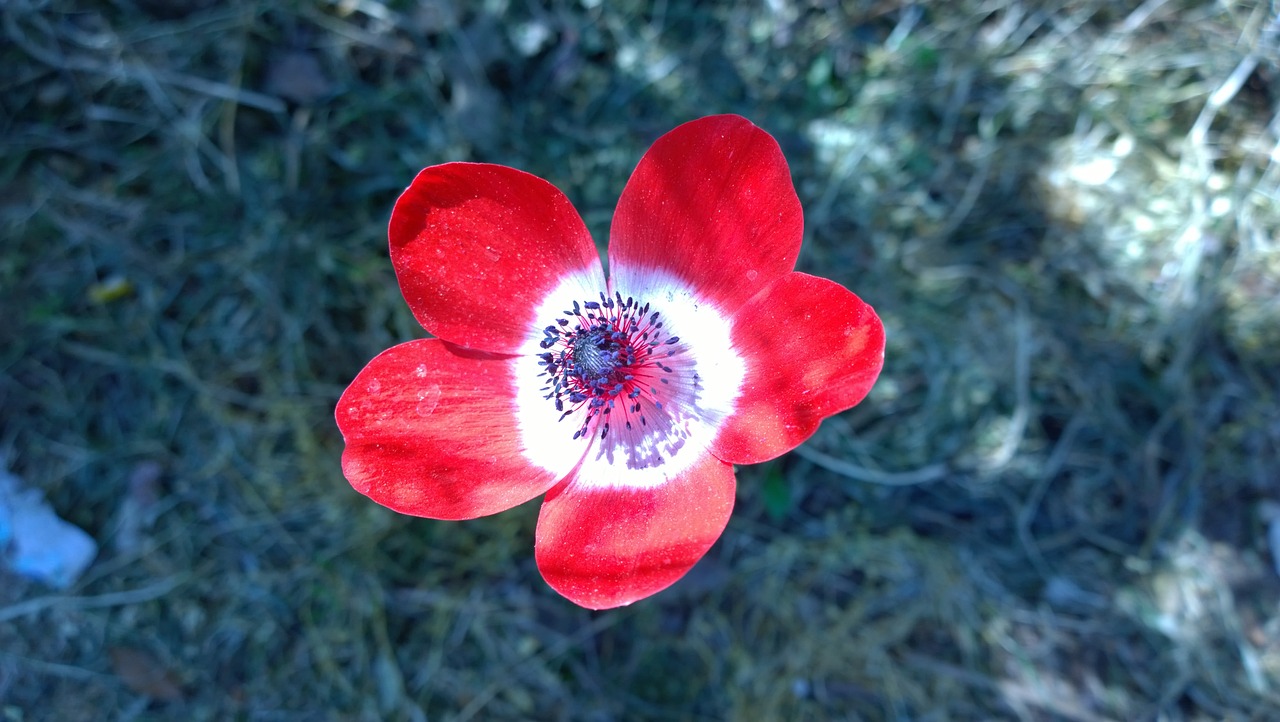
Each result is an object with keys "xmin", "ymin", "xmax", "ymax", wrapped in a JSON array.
[{"xmin": 0, "ymin": 468, "xmax": 98, "ymax": 589}]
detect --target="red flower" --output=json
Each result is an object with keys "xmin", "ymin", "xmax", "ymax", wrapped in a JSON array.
[{"xmin": 336, "ymin": 115, "xmax": 885, "ymax": 609}]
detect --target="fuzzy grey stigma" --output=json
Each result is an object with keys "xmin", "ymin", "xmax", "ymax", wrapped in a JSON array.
[
  {"xmin": 536, "ymin": 292, "xmax": 680, "ymax": 441},
  {"xmin": 570, "ymin": 326, "xmax": 616, "ymax": 380}
]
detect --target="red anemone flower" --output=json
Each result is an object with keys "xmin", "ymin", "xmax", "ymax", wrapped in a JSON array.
[{"xmin": 336, "ymin": 115, "xmax": 885, "ymax": 609}]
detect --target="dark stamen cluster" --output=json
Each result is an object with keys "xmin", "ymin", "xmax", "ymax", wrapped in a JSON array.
[{"xmin": 537, "ymin": 291, "xmax": 680, "ymax": 440}]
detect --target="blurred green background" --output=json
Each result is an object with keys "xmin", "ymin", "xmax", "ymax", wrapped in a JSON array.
[{"xmin": 3, "ymin": 0, "xmax": 1279, "ymax": 719}]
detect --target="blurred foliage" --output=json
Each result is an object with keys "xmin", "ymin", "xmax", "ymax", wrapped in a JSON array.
[{"xmin": 2, "ymin": 0, "xmax": 1279, "ymax": 719}]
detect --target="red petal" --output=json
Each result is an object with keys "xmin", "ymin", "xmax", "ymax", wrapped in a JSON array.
[
  {"xmin": 608, "ymin": 115, "xmax": 803, "ymax": 315},
  {"xmin": 535, "ymin": 452, "xmax": 735, "ymax": 609},
  {"xmin": 712, "ymin": 273, "xmax": 885, "ymax": 465},
  {"xmin": 336, "ymin": 339, "xmax": 579, "ymax": 520},
  {"xmin": 390, "ymin": 163, "xmax": 605, "ymax": 354}
]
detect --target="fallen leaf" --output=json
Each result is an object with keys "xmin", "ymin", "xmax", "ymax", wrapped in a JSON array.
[
  {"xmin": 116, "ymin": 461, "xmax": 163, "ymax": 554},
  {"xmin": 265, "ymin": 51, "xmax": 331, "ymax": 105},
  {"xmin": 110, "ymin": 647, "xmax": 184, "ymax": 701}
]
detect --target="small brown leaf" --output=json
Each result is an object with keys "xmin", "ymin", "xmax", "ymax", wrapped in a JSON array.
[{"xmin": 109, "ymin": 647, "xmax": 184, "ymax": 701}]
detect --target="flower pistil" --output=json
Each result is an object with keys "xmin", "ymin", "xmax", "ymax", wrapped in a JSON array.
[{"xmin": 538, "ymin": 292, "xmax": 680, "ymax": 441}]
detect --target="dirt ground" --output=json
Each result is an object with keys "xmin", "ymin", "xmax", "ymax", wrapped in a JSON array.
[{"xmin": 3, "ymin": 0, "xmax": 1279, "ymax": 719}]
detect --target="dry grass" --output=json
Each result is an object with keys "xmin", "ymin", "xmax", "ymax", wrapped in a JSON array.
[{"xmin": 2, "ymin": 0, "xmax": 1279, "ymax": 719}]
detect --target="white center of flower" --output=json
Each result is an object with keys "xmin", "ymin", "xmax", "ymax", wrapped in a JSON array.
[{"xmin": 512, "ymin": 268, "xmax": 745, "ymax": 489}]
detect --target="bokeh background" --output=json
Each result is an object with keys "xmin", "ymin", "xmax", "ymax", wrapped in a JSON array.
[{"xmin": 4, "ymin": 0, "xmax": 1280, "ymax": 719}]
